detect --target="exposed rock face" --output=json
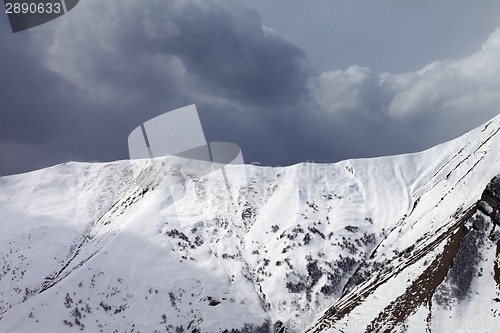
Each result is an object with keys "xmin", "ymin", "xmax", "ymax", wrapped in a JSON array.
[
  {"xmin": 481, "ymin": 176, "xmax": 500, "ymax": 289},
  {"xmin": 308, "ymin": 175, "xmax": 500, "ymax": 333}
]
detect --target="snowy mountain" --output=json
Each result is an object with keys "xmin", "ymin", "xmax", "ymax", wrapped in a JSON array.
[{"xmin": 1, "ymin": 115, "xmax": 500, "ymax": 332}]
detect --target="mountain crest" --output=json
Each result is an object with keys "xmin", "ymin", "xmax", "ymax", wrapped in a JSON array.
[{"xmin": 1, "ymin": 116, "xmax": 500, "ymax": 332}]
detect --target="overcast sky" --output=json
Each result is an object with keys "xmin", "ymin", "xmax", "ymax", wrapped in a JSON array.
[{"xmin": 1, "ymin": 0, "xmax": 500, "ymax": 176}]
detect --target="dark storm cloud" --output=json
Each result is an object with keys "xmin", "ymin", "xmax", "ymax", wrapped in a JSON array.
[
  {"xmin": 0, "ymin": 0, "xmax": 312, "ymax": 175},
  {"xmin": 0, "ymin": 34, "xmax": 71, "ymax": 143},
  {"xmin": 1, "ymin": 0, "xmax": 499, "ymax": 176},
  {"xmin": 0, "ymin": 31, "xmax": 90, "ymax": 173},
  {"xmin": 46, "ymin": 0, "xmax": 311, "ymax": 106},
  {"xmin": 166, "ymin": 2, "xmax": 311, "ymax": 105}
]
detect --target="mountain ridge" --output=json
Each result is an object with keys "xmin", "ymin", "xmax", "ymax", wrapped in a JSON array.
[{"xmin": 0, "ymin": 115, "xmax": 500, "ymax": 332}]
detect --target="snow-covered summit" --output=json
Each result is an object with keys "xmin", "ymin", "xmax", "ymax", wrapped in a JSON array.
[{"xmin": 0, "ymin": 115, "xmax": 500, "ymax": 332}]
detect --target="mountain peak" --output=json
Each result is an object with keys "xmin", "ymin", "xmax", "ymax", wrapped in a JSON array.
[{"xmin": 0, "ymin": 116, "xmax": 499, "ymax": 332}]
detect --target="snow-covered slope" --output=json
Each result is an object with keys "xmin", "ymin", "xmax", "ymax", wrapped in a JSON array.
[{"xmin": 0, "ymin": 116, "xmax": 499, "ymax": 332}]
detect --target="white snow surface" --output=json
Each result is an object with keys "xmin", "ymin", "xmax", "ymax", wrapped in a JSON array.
[{"xmin": 0, "ymin": 115, "xmax": 500, "ymax": 332}]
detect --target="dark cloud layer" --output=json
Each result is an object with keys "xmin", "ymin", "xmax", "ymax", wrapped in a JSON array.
[
  {"xmin": 0, "ymin": 0, "xmax": 499, "ymax": 176},
  {"xmin": 0, "ymin": 0, "xmax": 311, "ymax": 175}
]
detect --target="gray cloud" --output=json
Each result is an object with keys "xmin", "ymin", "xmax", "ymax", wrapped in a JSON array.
[
  {"xmin": 0, "ymin": 0, "xmax": 312, "ymax": 175},
  {"xmin": 46, "ymin": 0, "xmax": 311, "ymax": 106},
  {"xmin": 308, "ymin": 29, "xmax": 500, "ymax": 160},
  {"xmin": 0, "ymin": 0, "xmax": 499, "ymax": 176}
]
